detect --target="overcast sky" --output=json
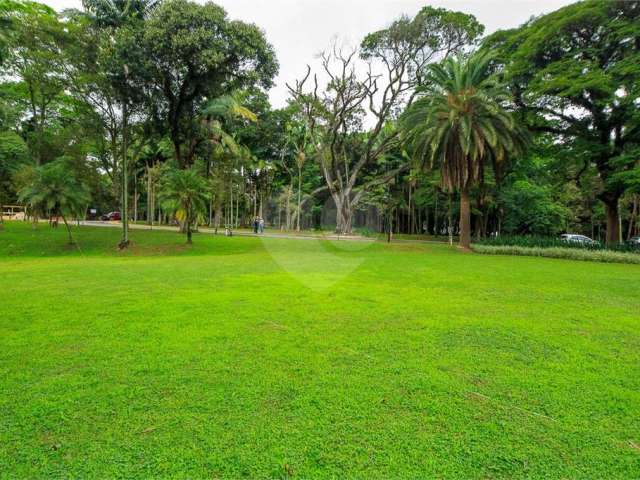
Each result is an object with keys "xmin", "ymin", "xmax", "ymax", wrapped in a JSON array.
[{"xmin": 42, "ymin": 0, "xmax": 574, "ymax": 107}]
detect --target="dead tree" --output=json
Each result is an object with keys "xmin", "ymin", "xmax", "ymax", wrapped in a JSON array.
[{"xmin": 287, "ymin": 8, "xmax": 482, "ymax": 233}]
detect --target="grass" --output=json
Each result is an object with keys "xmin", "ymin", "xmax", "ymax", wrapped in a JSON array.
[{"xmin": 1, "ymin": 221, "xmax": 639, "ymax": 478}]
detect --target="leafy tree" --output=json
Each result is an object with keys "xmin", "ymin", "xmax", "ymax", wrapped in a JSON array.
[
  {"xmin": 72, "ymin": 0, "xmax": 160, "ymax": 248},
  {"xmin": 81, "ymin": 0, "xmax": 160, "ymax": 27},
  {"xmin": 500, "ymin": 180, "xmax": 569, "ymax": 235},
  {"xmin": 18, "ymin": 159, "xmax": 90, "ymax": 243},
  {"xmin": 158, "ymin": 167, "xmax": 208, "ymax": 243},
  {"xmin": 120, "ymin": 0, "xmax": 278, "ymax": 168},
  {"xmin": 484, "ymin": 0, "xmax": 640, "ymax": 244},
  {"xmin": 0, "ymin": 130, "xmax": 30, "ymax": 229},
  {"xmin": 3, "ymin": 1, "xmax": 67, "ymax": 165},
  {"xmin": 0, "ymin": 0, "xmax": 20, "ymax": 66},
  {"xmin": 402, "ymin": 52, "xmax": 528, "ymax": 249}
]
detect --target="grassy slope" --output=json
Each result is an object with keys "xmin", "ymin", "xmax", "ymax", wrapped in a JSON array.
[{"xmin": 1, "ymin": 221, "xmax": 639, "ymax": 478}]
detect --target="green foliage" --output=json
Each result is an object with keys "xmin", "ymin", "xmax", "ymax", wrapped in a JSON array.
[
  {"xmin": 361, "ymin": 6, "xmax": 484, "ymax": 80},
  {"xmin": 402, "ymin": 50, "xmax": 529, "ymax": 247},
  {"xmin": 2, "ymin": 0, "xmax": 69, "ymax": 165},
  {"xmin": 0, "ymin": 130, "xmax": 30, "ymax": 205},
  {"xmin": 81, "ymin": 0, "xmax": 160, "ymax": 27},
  {"xmin": 403, "ymin": 51, "xmax": 528, "ymax": 191},
  {"xmin": 0, "ymin": 130, "xmax": 30, "ymax": 171},
  {"xmin": 118, "ymin": 0, "xmax": 278, "ymax": 167},
  {"xmin": 483, "ymin": 0, "xmax": 640, "ymax": 242},
  {"xmin": 17, "ymin": 159, "xmax": 90, "ymax": 218},
  {"xmin": 473, "ymin": 244, "xmax": 640, "ymax": 265},
  {"xmin": 477, "ymin": 235, "xmax": 640, "ymax": 253},
  {"xmin": 158, "ymin": 167, "xmax": 208, "ymax": 242},
  {"xmin": 17, "ymin": 158, "xmax": 90, "ymax": 242},
  {"xmin": 499, "ymin": 180, "xmax": 569, "ymax": 235}
]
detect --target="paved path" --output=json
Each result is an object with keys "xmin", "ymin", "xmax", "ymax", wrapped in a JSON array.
[{"xmin": 80, "ymin": 221, "xmax": 448, "ymax": 245}]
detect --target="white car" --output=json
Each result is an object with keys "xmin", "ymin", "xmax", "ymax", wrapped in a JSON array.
[{"xmin": 560, "ymin": 234, "xmax": 599, "ymax": 245}]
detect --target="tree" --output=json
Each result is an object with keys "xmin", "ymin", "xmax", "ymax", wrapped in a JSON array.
[
  {"xmin": 122, "ymin": 0, "xmax": 277, "ymax": 168},
  {"xmin": 4, "ymin": 1, "xmax": 67, "ymax": 166},
  {"xmin": 0, "ymin": 130, "xmax": 31, "ymax": 229},
  {"xmin": 483, "ymin": 0, "xmax": 640, "ymax": 245},
  {"xmin": 158, "ymin": 167, "xmax": 208, "ymax": 243},
  {"xmin": 500, "ymin": 180, "xmax": 569, "ymax": 236},
  {"xmin": 402, "ymin": 52, "xmax": 528, "ymax": 249},
  {"xmin": 18, "ymin": 159, "xmax": 90, "ymax": 244},
  {"xmin": 288, "ymin": 7, "xmax": 482, "ymax": 234},
  {"xmin": 81, "ymin": 0, "xmax": 160, "ymax": 27},
  {"xmin": 74, "ymin": 0, "xmax": 160, "ymax": 248},
  {"xmin": 0, "ymin": 0, "xmax": 20, "ymax": 67}
]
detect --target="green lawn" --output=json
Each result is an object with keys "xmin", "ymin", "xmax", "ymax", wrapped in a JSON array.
[{"xmin": 1, "ymin": 221, "xmax": 639, "ymax": 478}]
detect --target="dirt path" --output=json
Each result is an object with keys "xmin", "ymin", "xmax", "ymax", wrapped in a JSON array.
[{"xmin": 80, "ymin": 221, "xmax": 447, "ymax": 245}]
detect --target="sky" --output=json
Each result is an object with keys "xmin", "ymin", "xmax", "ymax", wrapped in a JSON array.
[{"xmin": 42, "ymin": 0, "xmax": 575, "ymax": 107}]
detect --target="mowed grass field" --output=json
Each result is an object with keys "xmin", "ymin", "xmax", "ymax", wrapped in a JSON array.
[{"xmin": 1, "ymin": 221, "xmax": 639, "ymax": 478}]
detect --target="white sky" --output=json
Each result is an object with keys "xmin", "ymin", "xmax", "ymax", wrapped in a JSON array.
[{"xmin": 42, "ymin": 0, "xmax": 574, "ymax": 107}]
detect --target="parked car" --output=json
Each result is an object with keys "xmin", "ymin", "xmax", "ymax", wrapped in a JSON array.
[
  {"xmin": 560, "ymin": 233, "xmax": 599, "ymax": 246},
  {"xmin": 100, "ymin": 211, "xmax": 121, "ymax": 221},
  {"xmin": 627, "ymin": 236, "xmax": 640, "ymax": 246}
]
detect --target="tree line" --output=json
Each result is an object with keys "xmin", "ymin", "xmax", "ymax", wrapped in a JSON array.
[{"xmin": 0, "ymin": 0, "xmax": 638, "ymax": 249}]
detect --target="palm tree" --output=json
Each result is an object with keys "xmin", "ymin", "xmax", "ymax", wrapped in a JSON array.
[
  {"xmin": 18, "ymin": 160, "xmax": 90, "ymax": 244},
  {"xmin": 200, "ymin": 94, "xmax": 257, "ymax": 159},
  {"xmin": 402, "ymin": 51, "xmax": 528, "ymax": 249},
  {"xmin": 81, "ymin": 0, "xmax": 160, "ymax": 27},
  {"xmin": 158, "ymin": 168, "xmax": 208, "ymax": 244}
]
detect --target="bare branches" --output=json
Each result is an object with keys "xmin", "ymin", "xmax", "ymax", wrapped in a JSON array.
[{"xmin": 286, "ymin": 8, "xmax": 481, "ymax": 232}]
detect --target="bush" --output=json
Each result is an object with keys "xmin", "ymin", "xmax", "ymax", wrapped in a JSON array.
[
  {"xmin": 477, "ymin": 235, "xmax": 640, "ymax": 253},
  {"xmin": 354, "ymin": 227, "xmax": 376, "ymax": 237},
  {"xmin": 472, "ymin": 244, "xmax": 640, "ymax": 265},
  {"xmin": 499, "ymin": 180, "xmax": 570, "ymax": 236}
]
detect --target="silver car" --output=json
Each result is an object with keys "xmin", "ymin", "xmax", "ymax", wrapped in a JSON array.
[
  {"xmin": 627, "ymin": 236, "xmax": 640, "ymax": 245},
  {"xmin": 560, "ymin": 234, "xmax": 599, "ymax": 245}
]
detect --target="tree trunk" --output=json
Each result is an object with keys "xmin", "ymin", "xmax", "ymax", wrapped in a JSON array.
[
  {"xmin": 424, "ymin": 207, "xmax": 429, "ymax": 236},
  {"xmin": 296, "ymin": 170, "xmax": 302, "ymax": 231},
  {"xmin": 434, "ymin": 192, "xmax": 439, "ymax": 236},
  {"xmin": 334, "ymin": 192, "xmax": 353, "ymax": 235},
  {"xmin": 61, "ymin": 215, "xmax": 74, "ymax": 244},
  {"xmin": 120, "ymin": 99, "xmax": 130, "ymax": 249},
  {"xmin": 209, "ymin": 196, "xmax": 213, "ymax": 227},
  {"xmin": 285, "ymin": 185, "xmax": 292, "ymax": 230},
  {"xmin": 214, "ymin": 206, "xmax": 221, "ymax": 234},
  {"xmin": 628, "ymin": 195, "xmax": 638, "ymax": 240},
  {"xmin": 133, "ymin": 173, "xmax": 138, "ymax": 223},
  {"xmin": 459, "ymin": 188, "xmax": 471, "ymax": 250},
  {"xmin": 604, "ymin": 200, "xmax": 620, "ymax": 246},
  {"xmin": 186, "ymin": 223, "xmax": 192, "ymax": 244}
]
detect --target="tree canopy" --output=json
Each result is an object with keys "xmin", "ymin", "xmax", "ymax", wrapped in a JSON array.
[{"xmin": 484, "ymin": 0, "xmax": 640, "ymax": 244}]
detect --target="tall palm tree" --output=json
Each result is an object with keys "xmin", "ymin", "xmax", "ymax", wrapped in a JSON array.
[
  {"xmin": 158, "ymin": 168, "xmax": 208, "ymax": 244},
  {"xmin": 402, "ymin": 51, "xmax": 528, "ymax": 249}
]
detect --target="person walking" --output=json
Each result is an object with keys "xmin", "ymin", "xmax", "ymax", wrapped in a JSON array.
[
  {"xmin": 253, "ymin": 217, "xmax": 259, "ymax": 234},
  {"xmin": 259, "ymin": 217, "xmax": 265, "ymax": 234}
]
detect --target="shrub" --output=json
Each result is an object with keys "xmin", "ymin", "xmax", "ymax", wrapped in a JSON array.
[
  {"xmin": 477, "ymin": 235, "xmax": 640, "ymax": 253},
  {"xmin": 355, "ymin": 227, "xmax": 375, "ymax": 237},
  {"xmin": 472, "ymin": 244, "xmax": 640, "ymax": 265}
]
